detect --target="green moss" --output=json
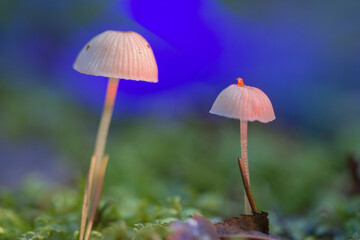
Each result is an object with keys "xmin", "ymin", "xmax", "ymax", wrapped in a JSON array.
[{"xmin": 0, "ymin": 83, "xmax": 359, "ymax": 239}]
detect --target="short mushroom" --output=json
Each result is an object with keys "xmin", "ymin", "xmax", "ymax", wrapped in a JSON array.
[
  {"xmin": 73, "ymin": 30, "xmax": 158, "ymax": 240},
  {"xmin": 209, "ymin": 77, "xmax": 275, "ymax": 214}
]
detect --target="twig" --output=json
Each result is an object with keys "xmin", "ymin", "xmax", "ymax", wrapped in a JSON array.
[
  {"xmin": 238, "ymin": 157, "xmax": 258, "ymax": 214},
  {"xmin": 79, "ymin": 155, "xmax": 96, "ymax": 240},
  {"xmin": 84, "ymin": 155, "xmax": 109, "ymax": 240},
  {"xmin": 347, "ymin": 154, "xmax": 360, "ymax": 194},
  {"xmin": 93, "ymin": 200, "xmax": 113, "ymax": 229}
]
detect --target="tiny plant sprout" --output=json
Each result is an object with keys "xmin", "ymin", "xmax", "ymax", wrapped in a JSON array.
[
  {"xmin": 73, "ymin": 30, "xmax": 158, "ymax": 240},
  {"xmin": 209, "ymin": 77, "xmax": 275, "ymax": 215}
]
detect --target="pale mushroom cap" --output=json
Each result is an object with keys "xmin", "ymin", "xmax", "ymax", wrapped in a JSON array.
[
  {"xmin": 209, "ymin": 84, "xmax": 275, "ymax": 123},
  {"xmin": 73, "ymin": 30, "xmax": 158, "ymax": 82}
]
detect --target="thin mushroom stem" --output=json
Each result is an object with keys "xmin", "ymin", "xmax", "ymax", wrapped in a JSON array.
[
  {"xmin": 91, "ymin": 77, "xmax": 119, "ymax": 210},
  {"xmin": 94, "ymin": 77, "xmax": 119, "ymax": 168},
  {"xmin": 79, "ymin": 77, "xmax": 119, "ymax": 240},
  {"xmin": 238, "ymin": 157, "xmax": 258, "ymax": 213},
  {"xmin": 240, "ymin": 120, "xmax": 251, "ymax": 214}
]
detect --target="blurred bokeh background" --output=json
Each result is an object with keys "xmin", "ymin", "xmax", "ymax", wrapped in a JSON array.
[{"xmin": 0, "ymin": 0, "xmax": 360, "ymax": 239}]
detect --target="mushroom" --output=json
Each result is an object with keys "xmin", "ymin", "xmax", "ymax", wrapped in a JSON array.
[
  {"xmin": 209, "ymin": 77, "xmax": 275, "ymax": 214},
  {"xmin": 73, "ymin": 30, "xmax": 158, "ymax": 240}
]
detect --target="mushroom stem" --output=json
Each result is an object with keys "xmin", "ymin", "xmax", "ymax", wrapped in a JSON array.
[
  {"xmin": 240, "ymin": 120, "xmax": 251, "ymax": 214},
  {"xmin": 79, "ymin": 77, "xmax": 119, "ymax": 240},
  {"xmin": 93, "ymin": 77, "xmax": 119, "ymax": 166}
]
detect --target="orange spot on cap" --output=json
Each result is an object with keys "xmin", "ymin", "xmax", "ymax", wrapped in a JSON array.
[{"xmin": 237, "ymin": 77, "xmax": 245, "ymax": 86}]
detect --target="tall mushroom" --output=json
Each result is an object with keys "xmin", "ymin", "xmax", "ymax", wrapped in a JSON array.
[
  {"xmin": 73, "ymin": 30, "xmax": 158, "ymax": 240},
  {"xmin": 209, "ymin": 78, "xmax": 275, "ymax": 214}
]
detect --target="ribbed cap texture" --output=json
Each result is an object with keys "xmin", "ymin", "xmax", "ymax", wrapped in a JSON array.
[
  {"xmin": 73, "ymin": 30, "xmax": 158, "ymax": 82},
  {"xmin": 210, "ymin": 84, "xmax": 275, "ymax": 123}
]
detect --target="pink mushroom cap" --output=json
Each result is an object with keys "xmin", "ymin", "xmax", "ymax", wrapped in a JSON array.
[
  {"xmin": 209, "ymin": 78, "xmax": 275, "ymax": 123},
  {"xmin": 73, "ymin": 30, "xmax": 158, "ymax": 83}
]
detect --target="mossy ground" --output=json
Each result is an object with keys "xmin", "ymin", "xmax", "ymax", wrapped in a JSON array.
[{"xmin": 0, "ymin": 84, "xmax": 359, "ymax": 239}]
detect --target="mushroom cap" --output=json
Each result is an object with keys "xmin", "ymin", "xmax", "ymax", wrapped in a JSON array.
[
  {"xmin": 73, "ymin": 30, "xmax": 158, "ymax": 82},
  {"xmin": 209, "ymin": 84, "xmax": 275, "ymax": 123}
]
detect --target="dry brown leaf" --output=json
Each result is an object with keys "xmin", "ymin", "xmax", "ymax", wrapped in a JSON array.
[{"xmin": 215, "ymin": 212, "xmax": 269, "ymax": 235}]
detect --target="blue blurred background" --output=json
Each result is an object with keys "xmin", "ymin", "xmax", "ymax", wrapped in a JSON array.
[
  {"xmin": 0, "ymin": 0, "xmax": 360, "ymax": 219},
  {"xmin": 1, "ymin": 0, "xmax": 359, "ymax": 128}
]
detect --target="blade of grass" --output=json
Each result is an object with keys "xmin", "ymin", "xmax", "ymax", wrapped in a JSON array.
[
  {"xmin": 79, "ymin": 155, "xmax": 96, "ymax": 240},
  {"xmin": 84, "ymin": 155, "xmax": 109, "ymax": 240},
  {"xmin": 238, "ymin": 157, "xmax": 258, "ymax": 214}
]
